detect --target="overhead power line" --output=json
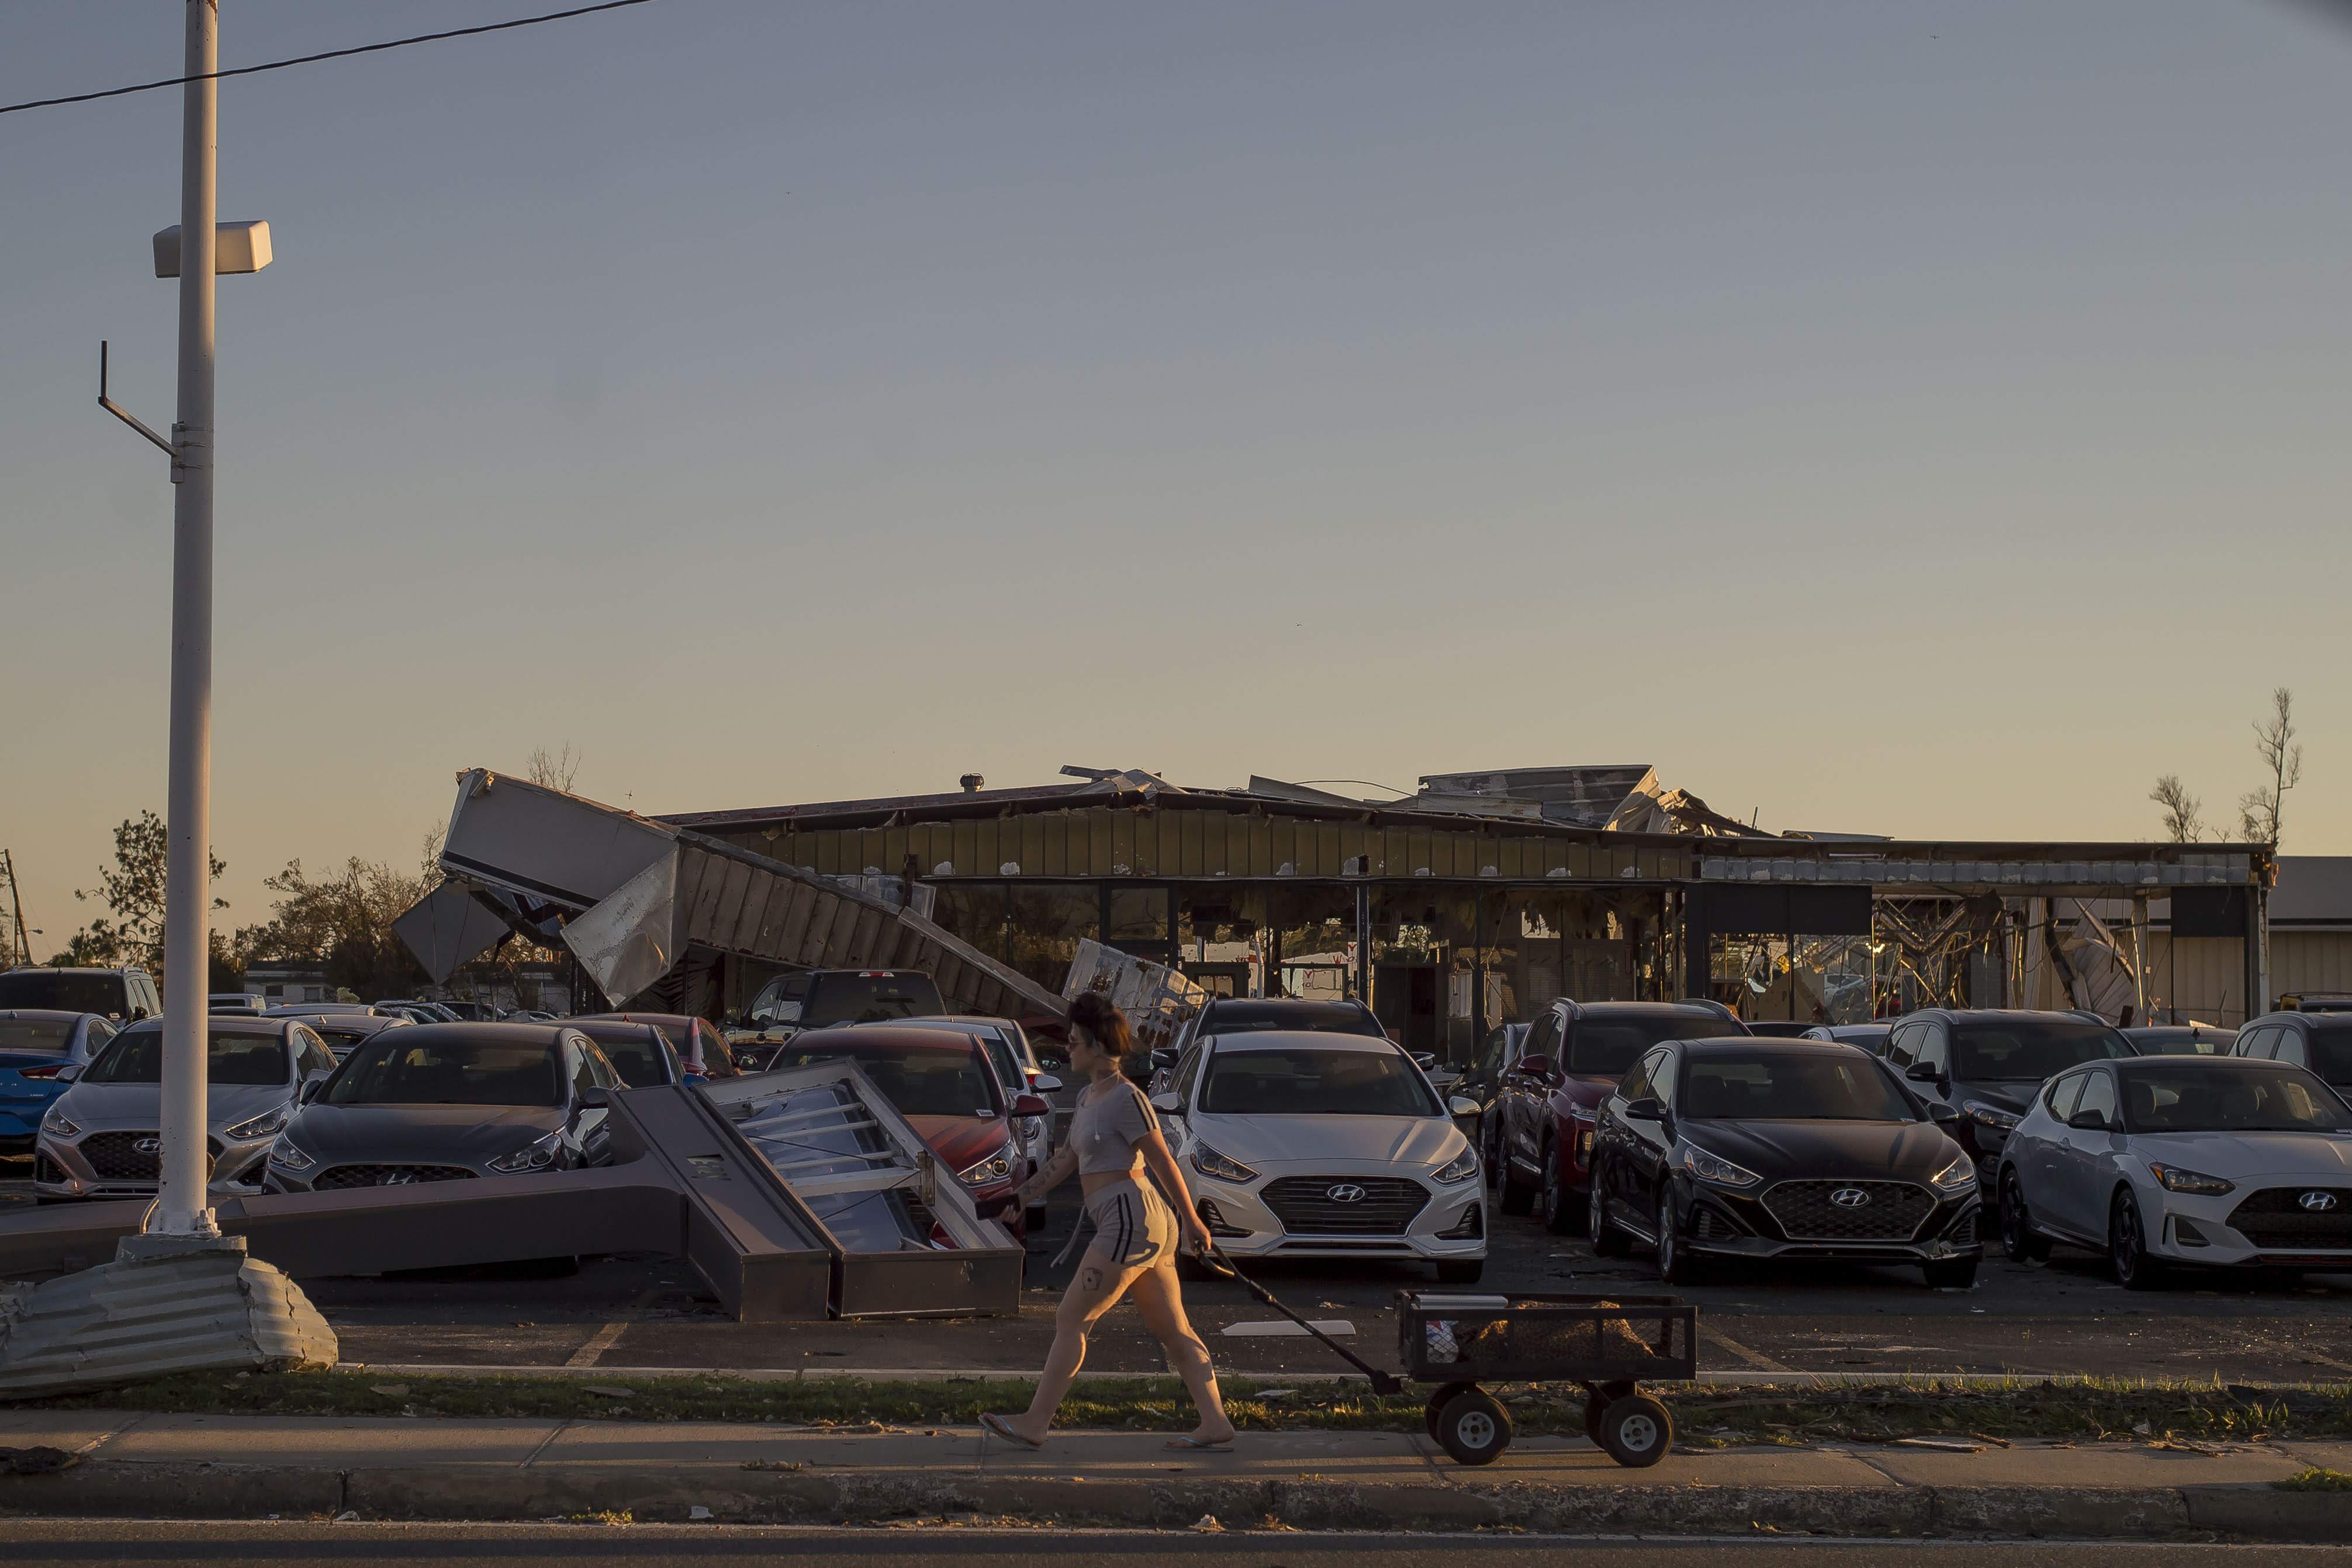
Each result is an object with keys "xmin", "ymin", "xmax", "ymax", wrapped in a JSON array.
[{"xmin": 0, "ymin": 0, "xmax": 660, "ymax": 117}]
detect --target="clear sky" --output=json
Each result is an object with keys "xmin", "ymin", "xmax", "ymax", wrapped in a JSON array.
[{"xmin": 4, "ymin": 1, "xmax": 2348, "ymax": 947}]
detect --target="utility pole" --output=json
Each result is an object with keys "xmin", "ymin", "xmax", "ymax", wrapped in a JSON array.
[
  {"xmin": 1, "ymin": 850, "xmax": 30, "ymax": 967},
  {"xmin": 154, "ymin": 0, "xmax": 222, "ymax": 1240}
]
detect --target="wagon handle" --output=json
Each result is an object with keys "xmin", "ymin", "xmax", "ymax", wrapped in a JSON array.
[{"xmin": 1201, "ymin": 1247, "xmax": 1403, "ymax": 1397}]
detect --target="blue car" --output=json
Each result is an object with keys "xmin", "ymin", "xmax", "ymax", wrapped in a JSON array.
[{"xmin": 0, "ymin": 1010, "xmax": 119, "ymax": 1155}]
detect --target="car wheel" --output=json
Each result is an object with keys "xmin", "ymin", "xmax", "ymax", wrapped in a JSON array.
[
  {"xmin": 1541, "ymin": 1141, "xmax": 1584, "ymax": 1236},
  {"xmin": 1654, "ymin": 1187, "xmax": 1703, "ymax": 1287},
  {"xmin": 1595, "ymin": 1393, "xmax": 1673, "ymax": 1468},
  {"xmin": 1589, "ymin": 1165, "xmax": 1632, "ymax": 1257},
  {"xmin": 1434, "ymin": 1258, "xmax": 1485, "ymax": 1285},
  {"xmin": 1922, "ymin": 1258, "xmax": 1978, "ymax": 1290},
  {"xmin": 2110, "ymin": 1188, "xmax": 2166, "ymax": 1292},
  {"xmin": 1999, "ymin": 1170, "xmax": 2050, "ymax": 1264},
  {"xmin": 1433, "ymin": 1386, "xmax": 1513, "ymax": 1466}
]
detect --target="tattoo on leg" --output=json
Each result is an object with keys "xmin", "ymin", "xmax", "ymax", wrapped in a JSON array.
[{"xmin": 1082, "ymin": 1267, "xmax": 1103, "ymax": 1292}]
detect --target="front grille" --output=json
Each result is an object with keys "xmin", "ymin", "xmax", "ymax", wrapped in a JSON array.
[
  {"xmin": 1763, "ymin": 1179, "xmax": 1935, "ymax": 1242},
  {"xmin": 2229, "ymin": 1187, "xmax": 2352, "ymax": 1250},
  {"xmin": 313, "ymin": 1164, "xmax": 481, "ymax": 1191},
  {"xmin": 1261, "ymin": 1175, "xmax": 1430, "ymax": 1236},
  {"xmin": 77, "ymin": 1131, "xmax": 221, "ymax": 1183}
]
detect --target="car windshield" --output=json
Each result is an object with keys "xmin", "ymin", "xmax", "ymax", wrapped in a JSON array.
[
  {"xmin": 804, "ymin": 975, "xmax": 942, "ymax": 1027},
  {"xmin": 0, "ymin": 1019, "xmax": 75, "ymax": 1054},
  {"xmin": 312, "ymin": 1026, "xmax": 379, "ymax": 1054},
  {"xmin": 1566, "ymin": 1015, "xmax": 1731, "ymax": 1078},
  {"xmin": 767, "ymin": 1044, "xmax": 1001, "ymax": 1117},
  {"xmin": 1953, "ymin": 1020, "xmax": 2129, "ymax": 1081},
  {"xmin": 325, "ymin": 1037, "xmax": 563, "ymax": 1107},
  {"xmin": 85, "ymin": 1029, "xmax": 288, "ymax": 1086},
  {"xmin": 2125, "ymin": 1065, "xmax": 2352, "ymax": 1132},
  {"xmin": 0, "ymin": 973, "xmax": 122, "ymax": 1013},
  {"xmin": 1200, "ymin": 1002, "xmax": 1383, "ymax": 1037},
  {"xmin": 1201, "ymin": 1047, "xmax": 1438, "ymax": 1116},
  {"xmin": 1680, "ymin": 1051, "xmax": 1915, "ymax": 1121},
  {"xmin": 573, "ymin": 1025, "xmax": 672, "ymax": 1088}
]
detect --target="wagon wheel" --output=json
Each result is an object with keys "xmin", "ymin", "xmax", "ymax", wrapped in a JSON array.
[
  {"xmin": 1424, "ymin": 1381, "xmax": 1477, "ymax": 1441},
  {"xmin": 1596, "ymin": 1393, "xmax": 1673, "ymax": 1468},
  {"xmin": 1434, "ymin": 1386, "xmax": 1513, "ymax": 1466},
  {"xmin": 1582, "ymin": 1379, "xmax": 1636, "ymax": 1445}
]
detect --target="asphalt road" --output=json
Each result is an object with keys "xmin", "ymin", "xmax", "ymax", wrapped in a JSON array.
[
  {"xmin": 0, "ymin": 1523, "xmax": 2340, "ymax": 1566},
  {"xmin": 8, "ymin": 1155, "xmax": 2352, "ymax": 1381}
]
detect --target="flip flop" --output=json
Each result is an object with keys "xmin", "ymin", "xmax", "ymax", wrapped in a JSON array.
[
  {"xmin": 1165, "ymin": 1434, "xmax": 1236, "ymax": 1452},
  {"xmin": 979, "ymin": 1412, "xmax": 1044, "ymax": 1450}
]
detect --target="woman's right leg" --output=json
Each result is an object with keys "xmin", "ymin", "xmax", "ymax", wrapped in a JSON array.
[
  {"xmin": 1003, "ymin": 1252, "xmax": 1144, "ymax": 1443},
  {"xmin": 1129, "ymin": 1262, "xmax": 1235, "ymax": 1444}
]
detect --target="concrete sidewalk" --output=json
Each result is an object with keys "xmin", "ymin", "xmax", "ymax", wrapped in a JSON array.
[{"xmin": 3, "ymin": 1408, "xmax": 2350, "ymax": 1539}]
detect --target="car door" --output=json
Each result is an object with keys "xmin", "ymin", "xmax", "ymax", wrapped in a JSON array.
[
  {"xmin": 1621, "ymin": 1046, "xmax": 1679, "ymax": 1223},
  {"xmin": 2018, "ymin": 1068, "xmax": 2088, "ymax": 1221},
  {"xmin": 1909, "ymin": 1022, "xmax": 1956, "ymax": 1113},
  {"xmin": 2047, "ymin": 1066, "xmax": 2119, "ymax": 1240},
  {"xmin": 1592, "ymin": 1047, "xmax": 1652, "ymax": 1223},
  {"xmin": 1506, "ymin": 1010, "xmax": 1562, "ymax": 1175}
]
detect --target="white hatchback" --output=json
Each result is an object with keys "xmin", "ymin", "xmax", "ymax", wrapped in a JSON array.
[{"xmin": 1151, "ymin": 1031, "xmax": 1486, "ymax": 1283}]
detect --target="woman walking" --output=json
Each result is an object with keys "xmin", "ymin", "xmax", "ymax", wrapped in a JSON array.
[{"xmin": 976, "ymin": 992, "xmax": 1236, "ymax": 1451}]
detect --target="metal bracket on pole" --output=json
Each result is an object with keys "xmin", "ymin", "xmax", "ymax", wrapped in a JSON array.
[{"xmin": 98, "ymin": 341, "xmax": 178, "ymax": 469}]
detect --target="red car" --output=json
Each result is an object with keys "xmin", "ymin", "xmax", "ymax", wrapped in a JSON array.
[
  {"xmin": 570, "ymin": 1012, "xmax": 740, "ymax": 1079},
  {"xmin": 1491, "ymin": 999, "xmax": 1748, "ymax": 1233},
  {"xmin": 759, "ymin": 1024, "xmax": 1046, "ymax": 1241}
]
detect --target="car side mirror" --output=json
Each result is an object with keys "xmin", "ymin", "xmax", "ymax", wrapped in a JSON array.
[
  {"xmin": 1624, "ymin": 1097, "xmax": 1663, "ymax": 1122},
  {"xmin": 579, "ymin": 1085, "xmax": 610, "ymax": 1109},
  {"xmin": 1448, "ymin": 1095, "xmax": 1481, "ymax": 1117},
  {"xmin": 1411, "ymin": 1052, "xmax": 1437, "ymax": 1069},
  {"xmin": 1011, "ymin": 1093, "xmax": 1050, "ymax": 1119},
  {"xmin": 56, "ymin": 1063, "xmax": 84, "ymax": 1084},
  {"xmin": 2067, "ymin": 1109, "xmax": 2109, "ymax": 1131},
  {"xmin": 1904, "ymin": 1060, "xmax": 1942, "ymax": 1084},
  {"xmin": 1029, "ymin": 1074, "xmax": 1063, "ymax": 1094},
  {"xmin": 298, "ymin": 1078, "xmax": 321, "ymax": 1103},
  {"xmin": 1516, "ymin": 1053, "xmax": 1551, "ymax": 1079},
  {"xmin": 130, "ymin": 1008, "xmax": 150, "ymax": 1022},
  {"xmin": 1150, "ymin": 1091, "xmax": 1183, "ymax": 1115},
  {"xmin": 1150, "ymin": 1048, "xmax": 1178, "ymax": 1070}
]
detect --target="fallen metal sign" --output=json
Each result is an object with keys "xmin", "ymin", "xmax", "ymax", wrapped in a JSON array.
[{"xmin": 0, "ymin": 1072, "xmax": 1023, "ymax": 1322}]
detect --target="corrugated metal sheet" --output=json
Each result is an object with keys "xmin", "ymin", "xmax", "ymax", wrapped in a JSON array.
[{"xmin": 0, "ymin": 1238, "xmax": 336, "ymax": 1397}]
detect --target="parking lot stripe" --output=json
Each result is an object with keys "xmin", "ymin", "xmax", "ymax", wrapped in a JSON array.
[
  {"xmin": 562, "ymin": 1284, "xmax": 665, "ymax": 1369},
  {"xmin": 1700, "ymin": 1324, "xmax": 1794, "ymax": 1373}
]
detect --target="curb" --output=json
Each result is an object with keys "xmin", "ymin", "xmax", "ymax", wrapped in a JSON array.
[{"xmin": 5, "ymin": 1462, "xmax": 2351, "ymax": 1539}]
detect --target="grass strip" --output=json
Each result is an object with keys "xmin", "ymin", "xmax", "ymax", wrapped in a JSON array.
[{"xmin": 11, "ymin": 1369, "xmax": 2352, "ymax": 1446}]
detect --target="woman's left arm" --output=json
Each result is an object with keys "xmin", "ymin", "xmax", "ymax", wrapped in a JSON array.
[{"xmin": 1138, "ymin": 1123, "xmax": 1209, "ymax": 1253}]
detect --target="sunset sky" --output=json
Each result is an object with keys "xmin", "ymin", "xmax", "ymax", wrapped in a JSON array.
[{"xmin": 4, "ymin": 1, "xmax": 2348, "ymax": 946}]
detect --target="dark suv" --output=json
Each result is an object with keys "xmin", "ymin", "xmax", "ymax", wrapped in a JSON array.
[
  {"xmin": 1882, "ymin": 1009, "xmax": 2134, "ymax": 1192},
  {"xmin": 0, "ymin": 967, "xmax": 161, "ymax": 1024},
  {"xmin": 2232, "ymin": 1011, "xmax": 2352, "ymax": 1098},
  {"xmin": 1491, "ymin": 998, "xmax": 1748, "ymax": 1233}
]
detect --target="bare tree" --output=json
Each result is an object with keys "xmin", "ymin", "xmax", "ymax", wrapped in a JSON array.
[
  {"xmin": 2149, "ymin": 775, "xmax": 2204, "ymax": 843},
  {"xmin": 526, "ymin": 743, "xmax": 581, "ymax": 794},
  {"xmin": 2237, "ymin": 687, "xmax": 2303, "ymax": 846}
]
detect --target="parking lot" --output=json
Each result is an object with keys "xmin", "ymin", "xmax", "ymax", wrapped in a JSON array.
[{"xmin": 12, "ymin": 1154, "xmax": 2346, "ymax": 1385}]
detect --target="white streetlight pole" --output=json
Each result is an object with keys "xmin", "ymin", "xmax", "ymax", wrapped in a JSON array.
[{"xmin": 153, "ymin": 0, "xmax": 222, "ymax": 1239}]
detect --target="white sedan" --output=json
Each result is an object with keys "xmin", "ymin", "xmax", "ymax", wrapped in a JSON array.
[
  {"xmin": 1150, "ymin": 1032, "xmax": 1486, "ymax": 1283},
  {"xmin": 1997, "ymin": 1054, "xmax": 2352, "ymax": 1289}
]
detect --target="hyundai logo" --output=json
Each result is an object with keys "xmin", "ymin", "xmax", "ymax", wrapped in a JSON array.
[
  {"xmin": 1325, "ymin": 1183, "xmax": 1368, "ymax": 1204},
  {"xmin": 1829, "ymin": 1188, "xmax": 1872, "ymax": 1208},
  {"xmin": 2300, "ymin": 1191, "xmax": 2339, "ymax": 1213},
  {"xmin": 133, "ymin": 1137, "xmax": 162, "ymax": 1155},
  {"xmin": 379, "ymin": 1172, "xmax": 418, "ymax": 1186}
]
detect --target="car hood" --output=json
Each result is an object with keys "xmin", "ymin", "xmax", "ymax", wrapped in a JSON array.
[
  {"xmin": 907, "ymin": 1114, "xmax": 1018, "ymax": 1172},
  {"xmin": 282, "ymin": 1103, "xmax": 565, "ymax": 1164},
  {"xmin": 1184, "ymin": 1112, "xmax": 1465, "ymax": 1171},
  {"xmin": 55, "ymin": 1080, "xmax": 292, "ymax": 1131},
  {"xmin": 1952, "ymin": 1081, "xmax": 2039, "ymax": 1116},
  {"xmin": 2126, "ymin": 1131, "xmax": 2352, "ymax": 1181},
  {"xmin": 1681, "ymin": 1118, "xmax": 1963, "ymax": 1182}
]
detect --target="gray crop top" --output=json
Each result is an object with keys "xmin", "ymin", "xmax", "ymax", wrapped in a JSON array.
[{"xmin": 1071, "ymin": 1077, "xmax": 1158, "ymax": 1175}]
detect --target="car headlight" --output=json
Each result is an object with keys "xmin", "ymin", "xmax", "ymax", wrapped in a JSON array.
[
  {"xmin": 39, "ymin": 1110, "xmax": 79, "ymax": 1138},
  {"xmin": 956, "ymin": 1143, "xmax": 1015, "ymax": 1187},
  {"xmin": 1680, "ymin": 1145, "xmax": 1761, "ymax": 1188},
  {"xmin": 224, "ymin": 1106, "xmax": 289, "ymax": 1141},
  {"xmin": 267, "ymin": 1141, "xmax": 316, "ymax": 1172},
  {"xmin": 1433, "ymin": 1146, "xmax": 1478, "ymax": 1185},
  {"xmin": 487, "ymin": 1131, "xmax": 564, "ymax": 1174},
  {"xmin": 1962, "ymin": 1100, "xmax": 2021, "ymax": 1133},
  {"xmin": 2147, "ymin": 1162, "xmax": 2235, "ymax": 1196},
  {"xmin": 1191, "ymin": 1143, "xmax": 1258, "ymax": 1183},
  {"xmin": 1931, "ymin": 1152, "xmax": 1977, "ymax": 1191}
]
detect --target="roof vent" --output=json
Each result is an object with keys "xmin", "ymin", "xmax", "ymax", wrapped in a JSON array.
[{"xmin": 959, "ymin": 774, "xmax": 985, "ymax": 794}]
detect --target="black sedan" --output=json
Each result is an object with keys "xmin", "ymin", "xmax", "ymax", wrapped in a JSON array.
[
  {"xmin": 264, "ymin": 1023, "xmax": 623, "ymax": 1192},
  {"xmin": 1587, "ymin": 1038, "xmax": 1983, "ymax": 1289}
]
